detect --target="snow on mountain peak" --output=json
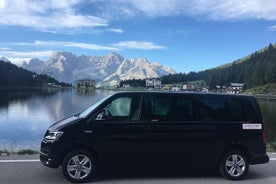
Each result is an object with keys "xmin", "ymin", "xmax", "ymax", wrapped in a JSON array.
[
  {"xmin": 0, "ymin": 57, "xmax": 10, "ymax": 63},
  {"xmin": 22, "ymin": 52, "xmax": 176, "ymax": 86}
]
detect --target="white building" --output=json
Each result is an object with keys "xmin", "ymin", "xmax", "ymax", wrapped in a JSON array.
[
  {"xmin": 145, "ymin": 78, "xmax": 161, "ymax": 88},
  {"xmin": 228, "ymin": 83, "xmax": 244, "ymax": 94},
  {"xmin": 171, "ymin": 87, "xmax": 181, "ymax": 91},
  {"xmin": 183, "ymin": 83, "xmax": 195, "ymax": 91}
]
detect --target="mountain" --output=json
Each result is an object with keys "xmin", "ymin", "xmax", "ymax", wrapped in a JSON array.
[
  {"xmin": 0, "ymin": 57, "xmax": 10, "ymax": 63},
  {"xmin": 0, "ymin": 59, "xmax": 70, "ymax": 87},
  {"xmin": 22, "ymin": 52, "xmax": 175, "ymax": 86},
  {"xmin": 22, "ymin": 58, "xmax": 44, "ymax": 73}
]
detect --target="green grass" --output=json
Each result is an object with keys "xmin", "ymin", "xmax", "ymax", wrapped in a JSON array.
[
  {"xmin": 16, "ymin": 149, "xmax": 39, "ymax": 155},
  {"xmin": 0, "ymin": 149, "xmax": 10, "ymax": 156},
  {"xmin": 267, "ymin": 142, "xmax": 276, "ymax": 153},
  {"xmin": 0, "ymin": 149, "xmax": 39, "ymax": 155},
  {"xmin": 244, "ymin": 83, "xmax": 276, "ymax": 95}
]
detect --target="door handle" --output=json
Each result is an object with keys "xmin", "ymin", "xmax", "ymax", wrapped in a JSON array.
[{"xmin": 83, "ymin": 130, "xmax": 93, "ymax": 134}]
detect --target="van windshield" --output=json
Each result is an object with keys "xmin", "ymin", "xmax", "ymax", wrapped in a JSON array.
[{"xmin": 79, "ymin": 94, "xmax": 112, "ymax": 118}]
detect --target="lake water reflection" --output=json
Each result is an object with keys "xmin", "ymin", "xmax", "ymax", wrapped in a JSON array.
[
  {"xmin": 0, "ymin": 88, "xmax": 112, "ymax": 151},
  {"xmin": 0, "ymin": 89, "xmax": 275, "ymax": 151},
  {"xmin": 257, "ymin": 99, "xmax": 276, "ymax": 143}
]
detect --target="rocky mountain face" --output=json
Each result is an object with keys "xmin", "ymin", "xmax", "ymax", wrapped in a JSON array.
[
  {"xmin": 21, "ymin": 52, "xmax": 175, "ymax": 86},
  {"xmin": 0, "ymin": 57, "xmax": 11, "ymax": 63}
]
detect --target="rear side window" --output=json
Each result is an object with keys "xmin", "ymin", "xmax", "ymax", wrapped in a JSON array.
[
  {"xmin": 150, "ymin": 95, "xmax": 193, "ymax": 121},
  {"xmin": 246, "ymin": 97, "xmax": 262, "ymax": 123},
  {"xmin": 197, "ymin": 97, "xmax": 246, "ymax": 122}
]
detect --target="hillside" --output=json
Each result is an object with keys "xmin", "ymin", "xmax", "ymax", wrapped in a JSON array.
[
  {"xmin": 0, "ymin": 60, "xmax": 70, "ymax": 87},
  {"xmin": 204, "ymin": 43, "xmax": 276, "ymax": 89},
  {"xmin": 162, "ymin": 43, "xmax": 276, "ymax": 90}
]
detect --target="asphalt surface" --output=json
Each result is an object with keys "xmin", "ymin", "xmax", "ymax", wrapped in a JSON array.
[{"xmin": 0, "ymin": 154, "xmax": 276, "ymax": 184}]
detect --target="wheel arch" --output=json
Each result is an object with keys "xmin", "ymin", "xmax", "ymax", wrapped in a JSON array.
[
  {"xmin": 58, "ymin": 143, "xmax": 100, "ymax": 167},
  {"xmin": 218, "ymin": 143, "xmax": 251, "ymax": 165}
]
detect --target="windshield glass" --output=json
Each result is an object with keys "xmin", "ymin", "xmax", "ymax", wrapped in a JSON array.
[{"xmin": 79, "ymin": 94, "xmax": 112, "ymax": 118}]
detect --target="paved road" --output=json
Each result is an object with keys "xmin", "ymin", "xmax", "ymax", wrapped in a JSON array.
[{"xmin": 0, "ymin": 154, "xmax": 276, "ymax": 184}]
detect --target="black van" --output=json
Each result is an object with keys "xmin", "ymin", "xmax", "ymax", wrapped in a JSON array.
[{"xmin": 40, "ymin": 91, "xmax": 269, "ymax": 182}]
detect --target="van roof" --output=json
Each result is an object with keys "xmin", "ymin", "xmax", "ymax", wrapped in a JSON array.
[{"xmin": 112, "ymin": 90, "xmax": 253, "ymax": 98}]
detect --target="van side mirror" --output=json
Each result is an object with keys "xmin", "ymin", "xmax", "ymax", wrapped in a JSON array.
[
  {"xmin": 96, "ymin": 111, "xmax": 106, "ymax": 121},
  {"xmin": 95, "ymin": 108, "xmax": 111, "ymax": 121}
]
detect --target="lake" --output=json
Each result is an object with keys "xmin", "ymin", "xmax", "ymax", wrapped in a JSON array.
[{"xmin": 0, "ymin": 88, "xmax": 275, "ymax": 151}]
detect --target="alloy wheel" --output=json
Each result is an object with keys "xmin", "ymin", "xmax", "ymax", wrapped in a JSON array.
[{"xmin": 67, "ymin": 154, "xmax": 92, "ymax": 180}]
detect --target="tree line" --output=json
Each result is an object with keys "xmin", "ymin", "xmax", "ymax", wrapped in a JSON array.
[
  {"xmin": 161, "ymin": 43, "xmax": 276, "ymax": 89},
  {"xmin": 119, "ymin": 79, "xmax": 145, "ymax": 88},
  {"xmin": 0, "ymin": 61, "xmax": 70, "ymax": 87}
]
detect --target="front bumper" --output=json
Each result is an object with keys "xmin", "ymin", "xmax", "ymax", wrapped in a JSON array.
[
  {"xmin": 40, "ymin": 150, "xmax": 60, "ymax": 168},
  {"xmin": 40, "ymin": 142, "xmax": 62, "ymax": 168}
]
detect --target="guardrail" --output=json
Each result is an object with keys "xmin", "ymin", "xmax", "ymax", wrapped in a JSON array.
[{"xmin": 254, "ymin": 94, "xmax": 276, "ymax": 100}]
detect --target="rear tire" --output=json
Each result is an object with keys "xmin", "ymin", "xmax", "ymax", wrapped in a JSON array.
[
  {"xmin": 219, "ymin": 150, "xmax": 249, "ymax": 180},
  {"xmin": 62, "ymin": 149, "xmax": 96, "ymax": 183}
]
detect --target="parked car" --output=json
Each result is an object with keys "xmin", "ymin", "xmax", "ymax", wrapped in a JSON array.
[{"xmin": 40, "ymin": 91, "xmax": 269, "ymax": 183}]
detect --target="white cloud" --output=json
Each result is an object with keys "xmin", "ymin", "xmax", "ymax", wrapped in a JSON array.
[
  {"xmin": 1, "ymin": 50, "xmax": 53, "ymax": 58},
  {"xmin": 108, "ymin": 28, "xmax": 125, "ymax": 33},
  {"xmin": 195, "ymin": 0, "xmax": 276, "ymax": 21},
  {"xmin": 91, "ymin": 0, "xmax": 276, "ymax": 21},
  {"xmin": 268, "ymin": 25, "xmax": 276, "ymax": 31},
  {"xmin": 6, "ymin": 58, "xmax": 33, "ymax": 66},
  {"xmin": 0, "ymin": 40, "xmax": 120, "ymax": 65},
  {"xmin": 1, "ymin": 40, "xmax": 164, "ymax": 63},
  {"xmin": 1, "ymin": 0, "xmax": 275, "ymax": 34},
  {"xmin": 33, "ymin": 40, "xmax": 163, "ymax": 50},
  {"xmin": 1, "ymin": 40, "xmax": 165, "ymax": 65},
  {"xmin": 0, "ymin": 0, "xmax": 108, "ymax": 33},
  {"xmin": 0, "ymin": 47, "xmax": 10, "ymax": 50},
  {"xmin": 0, "ymin": 50, "xmax": 54, "ymax": 66},
  {"xmin": 113, "ymin": 41, "xmax": 165, "ymax": 50},
  {"xmin": 33, "ymin": 41, "xmax": 119, "ymax": 51},
  {"xmin": 1, "ymin": 40, "xmax": 119, "ymax": 51},
  {"xmin": 0, "ymin": 0, "xmax": 5, "ymax": 9},
  {"xmin": 64, "ymin": 42, "xmax": 119, "ymax": 51}
]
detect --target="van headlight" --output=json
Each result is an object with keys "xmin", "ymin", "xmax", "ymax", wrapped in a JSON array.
[{"xmin": 44, "ymin": 131, "xmax": 63, "ymax": 143}]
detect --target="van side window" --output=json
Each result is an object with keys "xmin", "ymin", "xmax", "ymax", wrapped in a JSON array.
[
  {"xmin": 151, "ymin": 96, "xmax": 193, "ymax": 121},
  {"xmin": 109, "ymin": 97, "xmax": 131, "ymax": 116},
  {"xmin": 197, "ymin": 97, "xmax": 246, "ymax": 122},
  {"xmin": 95, "ymin": 96, "xmax": 141, "ymax": 121},
  {"xmin": 246, "ymin": 97, "xmax": 261, "ymax": 122}
]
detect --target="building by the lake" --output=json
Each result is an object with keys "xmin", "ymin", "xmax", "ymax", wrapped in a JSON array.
[
  {"xmin": 228, "ymin": 83, "xmax": 244, "ymax": 94},
  {"xmin": 145, "ymin": 78, "xmax": 161, "ymax": 88},
  {"xmin": 215, "ymin": 83, "xmax": 245, "ymax": 94},
  {"xmin": 77, "ymin": 79, "xmax": 95, "ymax": 88},
  {"xmin": 183, "ymin": 83, "xmax": 195, "ymax": 91}
]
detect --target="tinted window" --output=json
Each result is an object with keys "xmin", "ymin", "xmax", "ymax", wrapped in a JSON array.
[
  {"xmin": 150, "ymin": 95, "xmax": 193, "ymax": 121},
  {"xmin": 246, "ymin": 97, "xmax": 262, "ymax": 122},
  {"xmin": 95, "ymin": 96, "xmax": 141, "ymax": 121},
  {"xmin": 108, "ymin": 97, "xmax": 131, "ymax": 116},
  {"xmin": 197, "ymin": 97, "xmax": 246, "ymax": 121}
]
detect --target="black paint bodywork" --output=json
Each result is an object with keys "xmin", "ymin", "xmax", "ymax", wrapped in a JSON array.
[{"xmin": 40, "ymin": 92, "xmax": 269, "ymax": 169}]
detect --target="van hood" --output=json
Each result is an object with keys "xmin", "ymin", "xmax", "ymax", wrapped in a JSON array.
[{"xmin": 48, "ymin": 116, "xmax": 81, "ymax": 132}]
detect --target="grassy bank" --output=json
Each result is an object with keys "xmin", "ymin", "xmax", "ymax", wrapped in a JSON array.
[
  {"xmin": 267, "ymin": 142, "xmax": 276, "ymax": 153},
  {"xmin": 0, "ymin": 149, "xmax": 39, "ymax": 156},
  {"xmin": 1, "ymin": 145, "xmax": 276, "ymax": 156},
  {"xmin": 244, "ymin": 83, "xmax": 276, "ymax": 95}
]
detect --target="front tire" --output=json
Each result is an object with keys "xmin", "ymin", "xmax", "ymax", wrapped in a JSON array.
[
  {"xmin": 62, "ymin": 149, "xmax": 96, "ymax": 183},
  {"xmin": 219, "ymin": 150, "xmax": 249, "ymax": 180}
]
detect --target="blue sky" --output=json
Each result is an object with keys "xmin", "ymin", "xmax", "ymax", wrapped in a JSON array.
[{"xmin": 0, "ymin": 0, "xmax": 276, "ymax": 73}]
